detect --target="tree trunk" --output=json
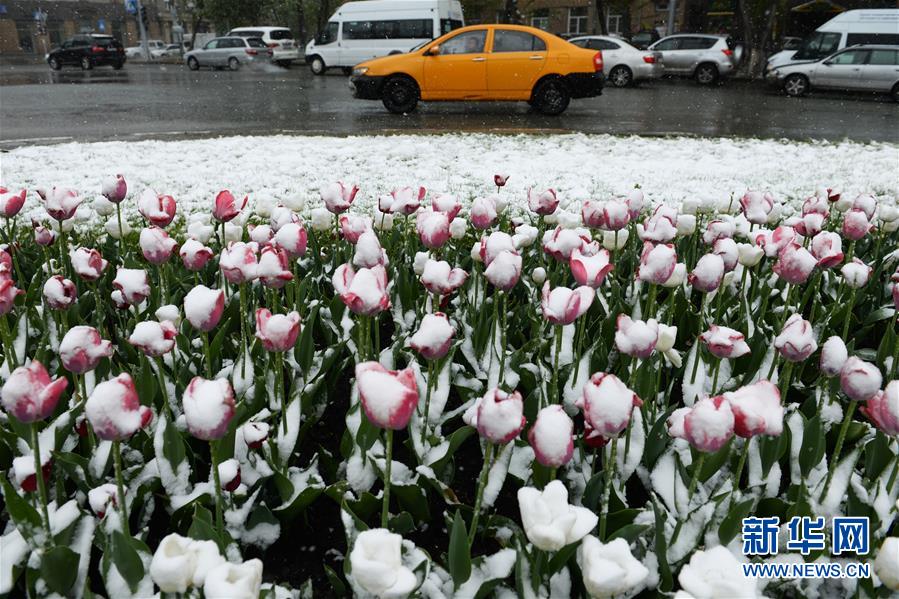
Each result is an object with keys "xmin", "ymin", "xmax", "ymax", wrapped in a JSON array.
[
  {"xmin": 297, "ymin": 0, "xmax": 307, "ymax": 45},
  {"xmin": 502, "ymin": 0, "xmax": 517, "ymax": 24},
  {"xmin": 595, "ymin": 0, "xmax": 609, "ymax": 35}
]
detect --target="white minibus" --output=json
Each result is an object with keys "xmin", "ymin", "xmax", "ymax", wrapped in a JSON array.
[{"xmin": 304, "ymin": 0, "xmax": 464, "ymax": 75}]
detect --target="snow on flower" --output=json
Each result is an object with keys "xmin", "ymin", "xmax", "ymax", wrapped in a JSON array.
[
  {"xmin": 356, "ymin": 362, "xmax": 419, "ymax": 430},
  {"xmin": 1, "ymin": 361, "xmax": 68, "ymax": 423},
  {"xmin": 578, "ymin": 536, "xmax": 649, "ymax": 598},
  {"xmin": 528, "ymin": 405, "xmax": 574, "ymax": 468},
  {"xmin": 85, "ymin": 373, "xmax": 152, "ymax": 440},
  {"xmin": 517, "ymin": 480, "xmax": 598, "ymax": 551},
  {"xmin": 463, "ymin": 387, "xmax": 526, "ymax": 444},
  {"xmin": 349, "ymin": 529, "xmax": 417, "ymax": 598},
  {"xmin": 578, "ymin": 373, "xmax": 642, "ymax": 438},
  {"xmin": 182, "ymin": 377, "xmax": 236, "ymax": 440}
]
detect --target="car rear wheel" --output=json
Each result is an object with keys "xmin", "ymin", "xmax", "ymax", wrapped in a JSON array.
[
  {"xmin": 694, "ymin": 63, "xmax": 717, "ymax": 85},
  {"xmin": 609, "ymin": 65, "xmax": 633, "ymax": 88},
  {"xmin": 381, "ymin": 77, "xmax": 419, "ymax": 114},
  {"xmin": 112, "ymin": 61, "xmax": 124, "ymax": 70},
  {"xmin": 276, "ymin": 60, "xmax": 292, "ymax": 68},
  {"xmin": 342, "ymin": 67, "xmax": 353, "ymax": 76},
  {"xmin": 784, "ymin": 74, "xmax": 809, "ymax": 97},
  {"xmin": 532, "ymin": 79, "xmax": 570, "ymax": 116},
  {"xmin": 80, "ymin": 57, "xmax": 93, "ymax": 70},
  {"xmin": 48, "ymin": 57, "xmax": 61, "ymax": 70},
  {"xmin": 310, "ymin": 56, "xmax": 326, "ymax": 75},
  {"xmin": 228, "ymin": 57, "xmax": 240, "ymax": 71},
  {"xmin": 891, "ymin": 83, "xmax": 899, "ymax": 103},
  {"xmin": 187, "ymin": 57, "xmax": 199, "ymax": 70}
]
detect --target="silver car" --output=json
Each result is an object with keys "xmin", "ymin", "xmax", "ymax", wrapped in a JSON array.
[
  {"xmin": 185, "ymin": 36, "xmax": 273, "ymax": 71},
  {"xmin": 648, "ymin": 34, "xmax": 741, "ymax": 84},
  {"xmin": 569, "ymin": 35, "xmax": 664, "ymax": 87},
  {"xmin": 767, "ymin": 45, "xmax": 899, "ymax": 101}
]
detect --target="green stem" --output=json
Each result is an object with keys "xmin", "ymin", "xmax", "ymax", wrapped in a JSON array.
[
  {"xmin": 210, "ymin": 440, "xmax": 225, "ymax": 547},
  {"xmin": 549, "ymin": 325, "xmax": 562, "ymax": 408},
  {"xmin": 840, "ymin": 288, "xmax": 857, "ymax": 341},
  {"xmin": 238, "ymin": 283, "xmax": 248, "ymax": 378},
  {"xmin": 202, "ymin": 330, "xmax": 213, "ymax": 378},
  {"xmin": 382, "ymin": 429, "xmax": 394, "ymax": 528},
  {"xmin": 819, "ymin": 399, "xmax": 857, "ymax": 502},
  {"xmin": 779, "ymin": 360, "xmax": 795, "ymax": 402},
  {"xmin": 730, "ymin": 440, "xmax": 750, "ymax": 505},
  {"xmin": 112, "ymin": 439, "xmax": 131, "ymax": 536},
  {"xmin": 31, "ymin": 423, "xmax": 53, "ymax": 544},
  {"xmin": 598, "ymin": 437, "xmax": 617, "ymax": 540},
  {"xmin": 154, "ymin": 356, "xmax": 170, "ymax": 418},
  {"xmin": 498, "ymin": 293, "xmax": 507, "ymax": 385},
  {"xmin": 468, "ymin": 442, "xmax": 495, "ymax": 546},
  {"xmin": 670, "ymin": 453, "xmax": 706, "ymax": 546},
  {"xmin": 420, "ymin": 360, "xmax": 435, "ymax": 447},
  {"xmin": 0, "ymin": 315, "xmax": 18, "ymax": 369},
  {"xmin": 644, "ymin": 283, "xmax": 658, "ymax": 320},
  {"xmin": 710, "ymin": 357, "xmax": 722, "ymax": 394},
  {"xmin": 115, "ymin": 202, "xmax": 125, "ymax": 258}
]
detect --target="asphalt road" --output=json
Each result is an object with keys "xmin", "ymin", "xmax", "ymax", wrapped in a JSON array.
[{"xmin": 0, "ymin": 61, "xmax": 896, "ymax": 148}]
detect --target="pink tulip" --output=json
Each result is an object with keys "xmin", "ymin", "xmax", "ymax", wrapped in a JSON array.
[
  {"xmin": 570, "ymin": 246, "xmax": 613, "ymax": 288},
  {"xmin": 581, "ymin": 200, "xmax": 606, "ymax": 229},
  {"xmin": 543, "ymin": 226, "xmax": 590, "ymax": 262},
  {"xmin": 604, "ymin": 200, "xmax": 631, "ymax": 231},
  {"xmin": 577, "ymin": 372, "xmax": 642, "ymax": 437},
  {"xmin": 893, "ymin": 278, "xmax": 899, "ymax": 311},
  {"xmin": 416, "ymin": 210, "xmax": 450, "ymax": 249},
  {"xmin": 409, "ymin": 312, "xmax": 454, "ymax": 360},
  {"xmin": 740, "ymin": 190, "xmax": 775, "ymax": 225},
  {"xmin": 182, "ymin": 377, "xmax": 235, "ymax": 440},
  {"xmin": 257, "ymin": 244, "xmax": 293, "ymax": 289},
  {"xmin": 820, "ymin": 336, "xmax": 848, "ymax": 377},
  {"xmin": 639, "ymin": 206, "xmax": 678, "ymax": 243},
  {"xmin": 88, "ymin": 484, "xmax": 117, "ymax": 518},
  {"xmin": 615, "ymin": 315, "xmax": 658, "ymax": 359},
  {"xmin": 184, "ymin": 285, "xmax": 225, "ymax": 332},
  {"xmin": 42, "ymin": 275, "xmax": 77, "ymax": 310},
  {"xmin": 33, "ymin": 223, "xmax": 56, "ymax": 246},
  {"xmin": 625, "ymin": 189, "xmax": 644, "ymax": 219},
  {"xmin": 700, "ymin": 325, "xmax": 751, "ymax": 359},
  {"xmin": 274, "ymin": 222, "xmax": 308, "ymax": 258},
  {"xmin": 139, "ymin": 226, "xmax": 178, "ymax": 265},
  {"xmin": 811, "ymin": 231, "xmax": 844, "ymax": 268},
  {"xmin": 179, "ymin": 238, "xmax": 215, "ymax": 271},
  {"xmin": 321, "ymin": 181, "xmax": 359, "ymax": 214},
  {"xmin": 463, "ymin": 387, "xmax": 525, "ymax": 444},
  {"xmin": 527, "ymin": 188, "xmax": 558, "ymax": 216},
  {"xmin": 40, "ymin": 187, "xmax": 82, "ymax": 221},
  {"xmin": 248, "ymin": 224, "xmax": 273, "ymax": 244},
  {"xmin": 484, "ymin": 250, "xmax": 522, "ymax": 291},
  {"xmin": 112, "ymin": 268, "xmax": 151, "ymax": 306},
  {"xmin": 380, "ymin": 186, "xmax": 425, "ymax": 215},
  {"xmin": 353, "ymin": 231, "xmax": 388, "ymax": 269},
  {"xmin": 470, "ymin": 196, "xmax": 498, "ymax": 229},
  {"xmin": 802, "ymin": 195, "xmax": 829, "ymax": 217},
  {"xmin": 0, "ymin": 188, "xmax": 26, "ymax": 217},
  {"xmin": 583, "ymin": 421, "xmax": 610, "ymax": 449},
  {"xmin": 432, "ymin": 193, "xmax": 462, "ymax": 220},
  {"xmin": 842, "ymin": 209, "xmax": 872, "ymax": 241},
  {"xmin": 255, "ymin": 309, "xmax": 301, "ymax": 352},
  {"xmin": 774, "ymin": 314, "xmax": 817, "ymax": 362},
  {"xmin": 0, "ymin": 272, "xmax": 21, "ymax": 315},
  {"xmin": 420, "ymin": 259, "xmax": 467, "ymax": 296},
  {"xmin": 860, "ymin": 381, "xmax": 899, "ymax": 435},
  {"xmin": 60, "ymin": 326, "xmax": 113, "ymax": 374},
  {"xmin": 528, "ymin": 405, "xmax": 574, "ymax": 467},
  {"xmin": 101, "ymin": 174, "xmax": 127, "ymax": 203},
  {"xmin": 703, "ymin": 219, "xmax": 735, "ymax": 245},
  {"xmin": 212, "ymin": 189, "xmax": 248, "ymax": 222},
  {"xmin": 755, "ymin": 225, "xmax": 795, "ymax": 258},
  {"xmin": 128, "ymin": 320, "xmax": 177, "ymax": 357},
  {"xmin": 494, "ymin": 174, "xmax": 509, "ymax": 187},
  {"xmin": 819, "ymin": 187, "xmax": 841, "ymax": 203},
  {"xmin": 713, "ymin": 237, "xmax": 738, "ymax": 272},
  {"xmin": 679, "ymin": 395, "xmax": 735, "ymax": 452},
  {"xmin": 480, "ymin": 232, "xmax": 515, "ymax": 266},
  {"xmin": 1, "ymin": 361, "xmax": 68, "ymax": 423},
  {"xmin": 333, "ymin": 263, "xmax": 390, "ymax": 315},
  {"xmin": 137, "ymin": 189, "xmax": 177, "ymax": 228},
  {"xmin": 840, "ymin": 357, "xmax": 882, "ymax": 402},
  {"xmin": 355, "ymin": 362, "xmax": 419, "ymax": 430},
  {"xmin": 338, "ymin": 214, "xmax": 371, "ymax": 244},
  {"xmin": 773, "ymin": 243, "xmax": 817, "ymax": 284},
  {"xmin": 219, "ymin": 242, "xmax": 259, "ymax": 284},
  {"xmin": 689, "ymin": 253, "xmax": 725, "ymax": 292},
  {"xmin": 794, "ymin": 212, "xmax": 826, "ymax": 238},
  {"xmin": 86, "ymin": 373, "xmax": 152, "ymax": 441},
  {"xmin": 840, "ymin": 257, "xmax": 872, "ymax": 289},
  {"xmin": 541, "ymin": 282, "xmax": 594, "ymax": 325},
  {"xmin": 242, "ymin": 421, "xmax": 270, "ymax": 449},
  {"xmin": 70, "ymin": 247, "xmax": 109, "ymax": 282},
  {"xmin": 637, "ymin": 242, "xmax": 677, "ymax": 284},
  {"xmin": 851, "ymin": 193, "xmax": 876, "ymax": 219},
  {"xmin": 725, "ymin": 381, "xmax": 783, "ymax": 438}
]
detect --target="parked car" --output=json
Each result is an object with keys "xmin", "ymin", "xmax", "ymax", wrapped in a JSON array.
[
  {"xmin": 184, "ymin": 37, "xmax": 273, "ymax": 70},
  {"xmin": 157, "ymin": 43, "xmax": 188, "ymax": 58},
  {"xmin": 766, "ymin": 45, "xmax": 899, "ymax": 101},
  {"xmin": 125, "ymin": 40, "xmax": 166, "ymax": 58},
  {"xmin": 306, "ymin": 0, "xmax": 465, "ymax": 75},
  {"xmin": 227, "ymin": 26, "xmax": 299, "ymax": 67},
  {"xmin": 46, "ymin": 34, "xmax": 125, "ymax": 70},
  {"xmin": 569, "ymin": 35, "xmax": 663, "ymax": 87},
  {"xmin": 767, "ymin": 9, "xmax": 899, "ymax": 70},
  {"xmin": 349, "ymin": 24, "xmax": 603, "ymax": 115},
  {"xmin": 629, "ymin": 29, "xmax": 660, "ymax": 50},
  {"xmin": 648, "ymin": 34, "xmax": 740, "ymax": 84}
]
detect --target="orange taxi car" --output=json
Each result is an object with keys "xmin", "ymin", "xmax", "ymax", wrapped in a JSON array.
[{"xmin": 349, "ymin": 24, "xmax": 604, "ymax": 115}]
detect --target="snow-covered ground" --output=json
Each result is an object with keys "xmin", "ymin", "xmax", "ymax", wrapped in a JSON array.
[{"xmin": 4, "ymin": 133, "xmax": 897, "ymax": 222}]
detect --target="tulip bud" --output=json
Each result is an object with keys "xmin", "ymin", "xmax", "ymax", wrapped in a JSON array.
[
  {"xmin": 615, "ymin": 315, "xmax": 658, "ymax": 359},
  {"xmin": 527, "ymin": 188, "xmax": 559, "ymax": 216},
  {"xmin": 420, "ymin": 259, "xmax": 467, "ymax": 296},
  {"xmin": 187, "ymin": 217, "xmax": 215, "ymax": 244},
  {"xmin": 842, "ymin": 209, "xmax": 872, "ymax": 241},
  {"xmin": 484, "ymin": 250, "xmax": 522, "ymax": 291},
  {"xmin": 137, "ymin": 189, "xmax": 177, "ymax": 228},
  {"xmin": 0, "ymin": 188, "xmax": 26, "ymax": 218},
  {"xmin": 601, "ymin": 228, "xmax": 629, "ymax": 251},
  {"xmin": 140, "ymin": 226, "xmax": 178, "ymax": 265},
  {"xmin": 242, "ymin": 421, "xmax": 270, "ymax": 449},
  {"xmin": 88, "ymin": 483, "xmax": 118, "ymax": 518},
  {"xmin": 449, "ymin": 217, "xmax": 467, "ymax": 239},
  {"xmin": 774, "ymin": 314, "xmax": 817, "ymax": 362},
  {"xmin": 528, "ymin": 405, "xmax": 574, "ymax": 468},
  {"xmin": 811, "ymin": 231, "xmax": 844, "ymax": 268},
  {"xmin": 700, "ymin": 325, "xmax": 750, "ymax": 359},
  {"xmin": 183, "ymin": 377, "xmax": 235, "ymax": 440},
  {"xmin": 112, "ymin": 267, "xmax": 151, "ymax": 306},
  {"xmin": 349, "ymin": 530, "xmax": 417, "ymax": 598},
  {"xmin": 129, "ymin": 320, "xmax": 177, "ymax": 357},
  {"xmin": 680, "ymin": 395, "xmax": 734, "ymax": 452},
  {"xmin": 860, "ymin": 381, "xmax": 899, "ymax": 436},
  {"xmin": 184, "ymin": 285, "xmax": 225, "ymax": 332},
  {"xmin": 86, "ymin": 373, "xmax": 152, "ymax": 441},
  {"xmin": 518, "ymin": 480, "xmax": 598, "ymax": 552},
  {"xmin": 713, "ymin": 238, "xmax": 739, "ymax": 272},
  {"xmin": 839, "ymin": 357, "xmax": 882, "ymax": 401},
  {"xmin": 689, "ymin": 253, "xmax": 725, "ymax": 292},
  {"xmin": 180, "ymin": 238, "xmax": 215, "ymax": 271},
  {"xmin": 637, "ymin": 242, "xmax": 677, "ymax": 284},
  {"xmin": 570, "ymin": 247, "xmax": 613, "ymax": 289},
  {"xmin": 257, "ymin": 244, "xmax": 293, "ymax": 289},
  {"xmin": 409, "ymin": 312, "xmax": 454, "ymax": 360},
  {"xmin": 40, "ymin": 187, "xmax": 82, "ymax": 221},
  {"xmin": 255, "ymin": 309, "xmax": 301, "ymax": 352},
  {"xmin": 310, "ymin": 207, "xmax": 331, "ymax": 231},
  {"xmin": 541, "ymin": 282, "xmax": 594, "ymax": 325},
  {"xmin": 212, "ymin": 190, "xmax": 247, "ymax": 223},
  {"xmin": 218, "ymin": 459, "xmax": 241, "ymax": 492},
  {"xmin": 219, "ymin": 242, "xmax": 259, "ymax": 284},
  {"xmin": 248, "ymin": 224, "xmax": 273, "ymax": 244},
  {"xmin": 94, "ymin": 197, "xmax": 117, "ymax": 217},
  {"xmin": 70, "ymin": 247, "xmax": 109, "ymax": 282},
  {"xmin": 840, "ymin": 257, "xmax": 872, "ymax": 289},
  {"xmin": 463, "ymin": 387, "xmax": 525, "ymax": 444},
  {"xmin": 661, "ymin": 263, "xmax": 686, "ymax": 288},
  {"xmin": 42, "ymin": 275, "xmax": 76, "ymax": 310},
  {"xmin": 577, "ymin": 372, "xmax": 641, "ymax": 437},
  {"xmin": 819, "ymin": 336, "xmax": 848, "ymax": 377},
  {"xmin": 531, "ymin": 267, "xmax": 547, "ymax": 285},
  {"xmin": 101, "ymin": 174, "xmax": 127, "ymax": 203},
  {"xmin": 725, "ymin": 380, "xmax": 783, "ymax": 438},
  {"xmin": 676, "ymin": 214, "xmax": 697, "ymax": 236},
  {"xmin": 737, "ymin": 243, "xmax": 764, "ymax": 267},
  {"xmin": 1, "ymin": 361, "xmax": 68, "ymax": 423},
  {"xmin": 60, "ymin": 326, "xmax": 113, "ymax": 374},
  {"xmin": 338, "ymin": 214, "xmax": 371, "ymax": 244},
  {"xmin": 356, "ymin": 362, "xmax": 419, "ymax": 430},
  {"xmin": 155, "ymin": 304, "xmax": 180, "ymax": 325},
  {"xmin": 333, "ymin": 264, "xmax": 391, "ymax": 315}
]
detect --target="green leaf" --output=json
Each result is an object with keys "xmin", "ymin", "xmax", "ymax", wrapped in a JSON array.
[
  {"xmin": 608, "ymin": 523, "xmax": 651, "ymax": 544},
  {"xmin": 296, "ymin": 305, "xmax": 319, "ymax": 372},
  {"xmin": 323, "ymin": 564, "xmax": 346, "ymax": 596},
  {"xmin": 388, "ymin": 511, "xmax": 415, "ymax": 535},
  {"xmin": 651, "ymin": 498, "xmax": 673, "ymax": 591},
  {"xmin": 864, "ymin": 432, "xmax": 892, "ymax": 480},
  {"xmin": 161, "ymin": 413, "xmax": 186, "ymax": 468},
  {"xmin": 798, "ymin": 414, "xmax": 824, "ymax": 476},
  {"xmin": 110, "ymin": 530, "xmax": 145, "ymax": 593},
  {"xmin": 759, "ymin": 429, "xmax": 790, "ymax": 477},
  {"xmin": 718, "ymin": 499, "xmax": 755, "ymax": 545},
  {"xmin": 643, "ymin": 411, "xmax": 673, "ymax": 470},
  {"xmin": 41, "ymin": 545, "xmax": 79, "ymax": 595},
  {"xmin": 547, "ymin": 541, "xmax": 579, "ymax": 576},
  {"xmin": 188, "ymin": 504, "xmax": 220, "ymax": 544},
  {"xmin": 448, "ymin": 510, "xmax": 471, "ymax": 588},
  {"xmin": 0, "ymin": 476, "xmax": 42, "ymax": 537},
  {"xmin": 863, "ymin": 307, "xmax": 895, "ymax": 324}
]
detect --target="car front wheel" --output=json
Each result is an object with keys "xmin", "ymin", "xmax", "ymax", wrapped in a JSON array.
[
  {"xmin": 228, "ymin": 57, "xmax": 240, "ymax": 71},
  {"xmin": 532, "ymin": 79, "xmax": 570, "ymax": 115},
  {"xmin": 891, "ymin": 82, "xmax": 899, "ymax": 103},
  {"xmin": 694, "ymin": 63, "xmax": 718, "ymax": 85},
  {"xmin": 609, "ymin": 65, "xmax": 633, "ymax": 88},
  {"xmin": 310, "ymin": 56, "xmax": 326, "ymax": 75},
  {"xmin": 187, "ymin": 57, "xmax": 199, "ymax": 70},
  {"xmin": 784, "ymin": 74, "xmax": 809, "ymax": 97},
  {"xmin": 80, "ymin": 57, "xmax": 93, "ymax": 70},
  {"xmin": 381, "ymin": 77, "xmax": 419, "ymax": 114},
  {"xmin": 48, "ymin": 57, "xmax": 61, "ymax": 70}
]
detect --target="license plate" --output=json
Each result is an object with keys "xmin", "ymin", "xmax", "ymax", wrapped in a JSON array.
[{"xmin": 282, "ymin": 42, "xmax": 292, "ymax": 49}]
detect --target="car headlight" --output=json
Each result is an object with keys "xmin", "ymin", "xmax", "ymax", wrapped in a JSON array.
[{"xmin": 352, "ymin": 67, "xmax": 368, "ymax": 76}]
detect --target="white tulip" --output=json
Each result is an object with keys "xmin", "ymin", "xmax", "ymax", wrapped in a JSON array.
[
  {"xmin": 532, "ymin": 267, "xmax": 547, "ymax": 285},
  {"xmin": 517, "ymin": 480, "xmax": 598, "ymax": 551},
  {"xmin": 578, "ymin": 536, "xmax": 649, "ymax": 598},
  {"xmin": 449, "ymin": 217, "xmax": 467, "ymax": 239},
  {"xmin": 149, "ymin": 534, "xmax": 198, "ymax": 593},
  {"xmin": 677, "ymin": 546, "xmax": 760, "ymax": 599},
  {"xmin": 601, "ymin": 228, "xmax": 629, "ymax": 251},
  {"xmin": 676, "ymin": 214, "xmax": 696, "ymax": 236},
  {"xmin": 349, "ymin": 529, "xmax": 418, "ymax": 598},
  {"xmin": 93, "ymin": 196, "xmax": 116, "ymax": 217},
  {"xmin": 874, "ymin": 537, "xmax": 899, "ymax": 591},
  {"xmin": 203, "ymin": 559, "xmax": 263, "ymax": 599},
  {"xmin": 311, "ymin": 207, "xmax": 332, "ymax": 232},
  {"xmin": 104, "ymin": 217, "xmax": 132, "ymax": 239}
]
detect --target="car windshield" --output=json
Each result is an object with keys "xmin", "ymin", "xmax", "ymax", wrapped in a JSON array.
[
  {"xmin": 794, "ymin": 31, "xmax": 841, "ymax": 60},
  {"xmin": 269, "ymin": 29, "xmax": 293, "ymax": 40}
]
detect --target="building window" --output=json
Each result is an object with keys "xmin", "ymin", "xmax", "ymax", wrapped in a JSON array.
[
  {"xmin": 655, "ymin": 1, "xmax": 669, "ymax": 11},
  {"xmin": 607, "ymin": 13, "xmax": 622, "ymax": 34},
  {"xmin": 531, "ymin": 9, "xmax": 549, "ymax": 31},
  {"xmin": 568, "ymin": 7, "xmax": 588, "ymax": 35}
]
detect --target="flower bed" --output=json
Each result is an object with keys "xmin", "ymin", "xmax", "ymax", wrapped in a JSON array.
[{"xmin": 0, "ymin": 176, "xmax": 898, "ymax": 598}]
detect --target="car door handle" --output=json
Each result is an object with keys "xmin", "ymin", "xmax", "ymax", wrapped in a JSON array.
[
  {"xmin": 471, "ymin": 57, "xmax": 485, "ymax": 62},
  {"xmin": 529, "ymin": 55, "xmax": 544, "ymax": 60}
]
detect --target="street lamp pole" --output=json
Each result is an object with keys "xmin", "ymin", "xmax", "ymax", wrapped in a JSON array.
[
  {"xmin": 666, "ymin": 0, "xmax": 678, "ymax": 36},
  {"xmin": 135, "ymin": 0, "xmax": 150, "ymax": 59}
]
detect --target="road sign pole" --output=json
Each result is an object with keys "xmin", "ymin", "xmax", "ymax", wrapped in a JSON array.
[{"xmin": 135, "ymin": 0, "xmax": 150, "ymax": 59}]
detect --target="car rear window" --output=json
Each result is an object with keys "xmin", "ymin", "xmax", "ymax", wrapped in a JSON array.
[
  {"xmin": 247, "ymin": 38, "xmax": 268, "ymax": 48},
  {"xmin": 269, "ymin": 29, "xmax": 293, "ymax": 40},
  {"xmin": 867, "ymin": 49, "xmax": 899, "ymax": 65},
  {"xmin": 231, "ymin": 30, "xmax": 264, "ymax": 38},
  {"xmin": 492, "ymin": 30, "xmax": 546, "ymax": 52}
]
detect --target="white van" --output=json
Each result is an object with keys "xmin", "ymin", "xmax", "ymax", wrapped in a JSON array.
[
  {"xmin": 228, "ymin": 26, "xmax": 299, "ymax": 67},
  {"xmin": 304, "ymin": 0, "xmax": 464, "ymax": 75},
  {"xmin": 767, "ymin": 9, "xmax": 899, "ymax": 69}
]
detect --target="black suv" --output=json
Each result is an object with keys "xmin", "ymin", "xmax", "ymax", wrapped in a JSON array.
[{"xmin": 47, "ymin": 34, "xmax": 126, "ymax": 70}]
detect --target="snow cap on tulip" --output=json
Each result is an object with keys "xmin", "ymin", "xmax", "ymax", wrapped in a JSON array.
[
  {"xmin": 432, "ymin": 192, "xmax": 462, "ymax": 220},
  {"xmin": 40, "ymin": 187, "xmax": 82, "ymax": 221},
  {"xmin": 541, "ymin": 282, "xmax": 594, "ymax": 325},
  {"xmin": 756, "ymin": 225, "xmax": 796, "ymax": 258},
  {"xmin": 355, "ymin": 362, "xmax": 419, "ymax": 430},
  {"xmin": 409, "ymin": 312, "xmax": 454, "ymax": 360},
  {"xmin": 42, "ymin": 275, "xmax": 77, "ymax": 310},
  {"xmin": 128, "ymin": 320, "xmax": 177, "ymax": 357},
  {"xmin": 713, "ymin": 237, "xmax": 739, "ymax": 272},
  {"xmin": 700, "ymin": 325, "xmax": 751, "ymax": 359},
  {"xmin": 140, "ymin": 226, "xmax": 178, "ymax": 265},
  {"xmin": 463, "ymin": 387, "xmax": 525, "ymax": 444},
  {"xmin": 112, "ymin": 267, "xmax": 151, "ymax": 306},
  {"xmin": 773, "ymin": 242, "xmax": 817, "ymax": 284},
  {"xmin": 681, "ymin": 395, "xmax": 735, "ymax": 452},
  {"xmin": 543, "ymin": 226, "xmax": 590, "ymax": 262},
  {"xmin": 247, "ymin": 224, "xmax": 273, "ymax": 244},
  {"xmin": 60, "ymin": 326, "xmax": 113, "ymax": 374},
  {"xmin": 101, "ymin": 174, "xmax": 127, "ymax": 203},
  {"xmin": 794, "ymin": 212, "xmax": 826, "ymax": 237},
  {"xmin": 470, "ymin": 196, "xmax": 498, "ymax": 229},
  {"xmin": 349, "ymin": 529, "xmax": 417, "ymax": 598},
  {"xmin": 338, "ymin": 214, "xmax": 372, "ymax": 245},
  {"xmin": 860, "ymin": 381, "xmax": 899, "ymax": 436},
  {"xmin": 615, "ymin": 315, "xmax": 658, "ymax": 359},
  {"xmin": 774, "ymin": 314, "xmax": 817, "ymax": 362},
  {"xmin": 320, "ymin": 181, "xmax": 359, "ymax": 214},
  {"xmin": 811, "ymin": 231, "xmax": 844, "ymax": 268},
  {"xmin": 625, "ymin": 188, "xmax": 644, "ymax": 219},
  {"xmin": 840, "ymin": 357, "xmax": 882, "ymax": 402},
  {"xmin": 819, "ymin": 336, "xmax": 848, "ymax": 377},
  {"xmin": 527, "ymin": 188, "xmax": 559, "ymax": 216},
  {"xmin": 88, "ymin": 484, "xmax": 117, "ymax": 519},
  {"xmin": 333, "ymin": 263, "xmax": 391, "ymax": 316},
  {"xmin": 724, "ymin": 380, "xmax": 783, "ymax": 438},
  {"xmin": 255, "ymin": 309, "xmax": 301, "ymax": 352},
  {"xmin": 218, "ymin": 459, "xmax": 241, "ymax": 492},
  {"xmin": 581, "ymin": 199, "xmax": 606, "ymax": 229},
  {"xmin": 182, "ymin": 377, "xmax": 235, "ymax": 440},
  {"xmin": 578, "ymin": 372, "xmax": 642, "ymax": 438},
  {"xmin": 179, "ymin": 238, "xmax": 215, "ymax": 271},
  {"xmin": 420, "ymin": 259, "xmax": 467, "ymax": 296},
  {"xmin": 85, "ymin": 373, "xmax": 152, "ymax": 441},
  {"xmin": 70, "ymin": 247, "xmax": 108, "ymax": 282},
  {"xmin": 353, "ymin": 230, "xmax": 388, "ymax": 269},
  {"xmin": 380, "ymin": 186, "xmax": 425, "ymax": 215},
  {"xmin": 257, "ymin": 244, "xmax": 293, "ymax": 289},
  {"xmin": 840, "ymin": 257, "xmax": 872, "ymax": 289},
  {"xmin": 1, "ymin": 361, "xmax": 68, "ymax": 423},
  {"xmin": 484, "ymin": 250, "xmax": 522, "ymax": 291},
  {"xmin": 528, "ymin": 405, "xmax": 574, "ymax": 468},
  {"xmin": 570, "ymin": 246, "xmax": 613, "ymax": 288},
  {"xmin": 689, "ymin": 253, "xmax": 725, "ymax": 292},
  {"xmin": 740, "ymin": 190, "xmax": 775, "ymax": 224},
  {"xmin": 578, "ymin": 536, "xmax": 650, "ymax": 599},
  {"xmin": 637, "ymin": 242, "xmax": 677, "ymax": 285},
  {"xmin": 184, "ymin": 285, "xmax": 225, "ymax": 332},
  {"xmin": 639, "ymin": 205, "xmax": 678, "ymax": 243},
  {"xmin": 415, "ymin": 210, "xmax": 450, "ymax": 249},
  {"xmin": 219, "ymin": 242, "xmax": 259, "ymax": 284},
  {"xmin": 842, "ymin": 208, "xmax": 872, "ymax": 241},
  {"xmin": 517, "ymin": 480, "xmax": 598, "ymax": 552},
  {"xmin": 273, "ymin": 221, "xmax": 308, "ymax": 258},
  {"xmin": 212, "ymin": 189, "xmax": 248, "ymax": 222},
  {"xmin": 137, "ymin": 189, "xmax": 177, "ymax": 228},
  {"xmin": 0, "ymin": 188, "xmax": 26, "ymax": 217},
  {"xmin": 203, "ymin": 560, "xmax": 263, "ymax": 599}
]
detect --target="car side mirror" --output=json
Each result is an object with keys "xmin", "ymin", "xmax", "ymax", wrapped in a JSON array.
[
  {"xmin": 822, "ymin": 60, "xmax": 832, "ymax": 66},
  {"xmin": 425, "ymin": 45, "xmax": 440, "ymax": 56}
]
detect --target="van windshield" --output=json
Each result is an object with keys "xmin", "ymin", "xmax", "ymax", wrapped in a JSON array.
[
  {"xmin": 793, "ymin": 31, "xmax": 841, "ymax": 60},
  {"xmin": 318, "ymin": 22, "xmax": 338, "ymax": 45}
]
